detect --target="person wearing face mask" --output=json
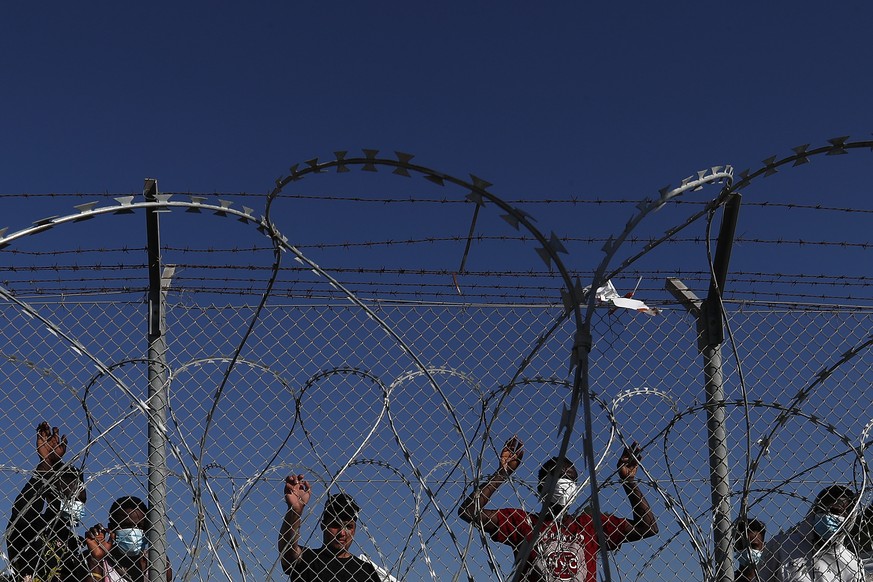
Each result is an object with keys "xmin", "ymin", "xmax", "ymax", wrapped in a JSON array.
[
  {"xmin": 734, "ymin": 517, "xmax": 767, "ymax": 582},
  {"xmin": 848, "ymin": 503, "xmax": 873, "ymax": 581},
  {"xmin": 5, "ymin": 421, "xmax": 90, "ymax": 581},
  {"xmin": 759, "ymin": 485, "xmax": 862, "ymax": 582},
  {"xmin": 84, "ymin": 496, "xmax": 172, "ymax": 582},
  {"xmin": 458, "ymin": 436, "xmax": 658, "ymax": 582}
]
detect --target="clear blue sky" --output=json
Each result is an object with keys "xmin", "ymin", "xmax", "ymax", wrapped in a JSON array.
[
  {"xmin": 0, "ymin": 3, "xmax": 871, "ymax": 581},
  {"xmin": 1, "ymin": 2, "xmax": 870, "ymax": 197},
  {"xmin": 1, "ymin": 2, "xmax": 871, "ymax": 307}
]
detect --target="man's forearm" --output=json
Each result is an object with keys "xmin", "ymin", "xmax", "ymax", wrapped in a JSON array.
[
  {"xmin": 624, "ymin": 479, "xmax": 658, "ymax": 536},
  {"xmin": 459, "ymin": 470, "xmax": 508, "ymax": 522},
  {"xmin": 278, "ymin": 507, "xmax": 303, "ymax": 568}
]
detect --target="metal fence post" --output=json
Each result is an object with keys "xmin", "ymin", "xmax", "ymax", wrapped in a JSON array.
[
  {"xmin": 666, "ymin": 190, "xmax": 741, "ymax": 582},
  {"xmin": 145, "ymin": 179, "xmax": 170, "ymax": 582},
  {"xmin": 701, "ymin": 330, "xmax": 734, "ymax": 582},
  {"xmin": 666, "ymin": 279, "xmax": 734, "ymax": 582}
]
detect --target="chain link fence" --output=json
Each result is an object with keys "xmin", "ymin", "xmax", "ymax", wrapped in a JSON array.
[
  {"xmin": 0, "ymin": 141, "xmax": 871, "ymax": 581},
  {"xmin": 0, "ymin": 297, "xmax": 869, "ymax": 581}
]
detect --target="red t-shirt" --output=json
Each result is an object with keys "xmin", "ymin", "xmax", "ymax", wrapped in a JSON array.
[{"xmin": 489, "ymin": 508, "xmax": 631, "ymax": 582}]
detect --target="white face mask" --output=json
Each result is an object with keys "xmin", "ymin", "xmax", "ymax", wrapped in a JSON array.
[
  {"xmin": 539, "ymin": 477, "xmax": 580, "ymax": 507},
  {"xmin": 59, "ymin": 499, "xmax": 86, "ymax": 525}
]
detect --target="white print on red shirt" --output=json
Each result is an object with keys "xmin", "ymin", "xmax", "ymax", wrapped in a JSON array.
[{"xmin": 534, "ymin": 528, "xmax": 585, "ymax": 581}]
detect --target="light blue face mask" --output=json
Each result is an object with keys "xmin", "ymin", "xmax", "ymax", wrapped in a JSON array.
[
  {"xmin": 59, "ymin": 499, "xmax": 86, "ymax": 525},
  {"xmin": 735, "ymin": 548, "xmax": 763, "ymax": 568},
  {"xmin": 114, "ymin": 528, "xmax": 147, "ymax": 555},
  {"xmin": 812, "ymin": 512, "xmax": 846, "ymax": 539}
]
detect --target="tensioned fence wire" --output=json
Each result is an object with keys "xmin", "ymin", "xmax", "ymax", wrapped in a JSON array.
[
  {"xmin": 0, "ymin": 300, "xmax": 869, "ymax": 581},
  {"xmin": 0, "ymin": 136, "xmax": 871, "ymax": 582}
]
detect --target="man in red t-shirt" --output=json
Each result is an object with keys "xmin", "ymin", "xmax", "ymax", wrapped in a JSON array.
[{"xmin": 458, "ymin": 437, "xmax": 658, "ymax": 582}]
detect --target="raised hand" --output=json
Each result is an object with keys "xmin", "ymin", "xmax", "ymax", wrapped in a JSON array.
[
  {"xmin": 499, "ymin": 436, "xmax": 524, "ymax": 475},
  {"xmin": 36, "ymin": 422, "xmax": 67, "ymax": 470},
  {"xmin": 84, "ymin": 523, "xmax": 113, "ymax": 561},
  {"xmin": 284, "ymin": 474, "xmax": 311, "ymax": 513},
  {"xmin": 617, "ymin": 442, "xmax": 642, "ymax": 481}
]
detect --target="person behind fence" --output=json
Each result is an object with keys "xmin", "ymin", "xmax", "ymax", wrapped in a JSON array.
[
  {"xmin": 735, "ymin": 517, "xmax": 767, "ymax": 582},
  {"xmin": 83, "ymin": 495, "xmax": 171, "ymax": 581},
  {"xmin": 278, "ymin": 474, "xmax": 381, "ymax": 581},
  {"xmin": 759, "ymin": 484, "xmax": 862, "ymax": 582},
  {"xmin": 5, "ymin": 421, "xmax": 90, "ymax": 581},
  {"xmin": 458, "ymin": 436, "xmax": 658, "ymax": 582},
  {"xmin": 848, "ymin": 503, "xmax": 873, "ymax": 581}
]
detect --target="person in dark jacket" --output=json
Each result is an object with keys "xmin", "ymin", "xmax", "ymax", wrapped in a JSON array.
[{"xmin": 5, "ymin": 422, "xmax": 89, "ymax": 581}]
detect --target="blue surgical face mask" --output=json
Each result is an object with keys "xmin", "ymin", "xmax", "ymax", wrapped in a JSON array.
[
  {"xmin": 812, "ymin": 512, "xmax": 846, "ymax": 539},
  {"xmin": 114, "ymin": 528, "xmax": 147, "ymax": 555},
  {"xmin": 735, "ymin": 548, "xmax": 763, "ymax": 568},
  {"xmin": 59, "ymin": 499, "xmax": 86, "ymax": 525}
]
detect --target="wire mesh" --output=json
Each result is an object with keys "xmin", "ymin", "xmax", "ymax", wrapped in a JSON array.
[
  {"xmin": 1, "ymin": 139, "xmax": 872, "ymax": 581},
  {"xmin": 0, "ymin": 298, "xmax": 869, "ymax": 581}
]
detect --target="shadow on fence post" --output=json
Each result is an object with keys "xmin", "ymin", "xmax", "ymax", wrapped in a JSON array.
[
  {"xmin": 666, "ymin": 191, "xmax": 741, "ymax": 582},
  {"xmin": 145, "ymin": 178, "xmax": 171, "ymax": 582}
]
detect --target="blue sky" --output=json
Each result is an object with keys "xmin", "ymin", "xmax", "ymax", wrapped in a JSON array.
[
  {"xmin": 1, "ymin": 3, "xmax": 872, "ymax": 581},
  {"xmin": 2, "ymin": 2, "xmax": 871, "ymax": 308},
  {"xmin": 2, "ymin": 2, "xmax": 871, "ymax": 195}
]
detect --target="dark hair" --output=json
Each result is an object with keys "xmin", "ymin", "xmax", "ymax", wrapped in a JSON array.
[
  {"xmin": 813, "ymin": 485, "xmax": 857, "ymax": 512},
  {"xmin": 46, "ymin": 463, "xmax": 85, "ymax": 500},
  {"xmin": 734, "ymin": 517, "xmax": 766, "ymax": 549},
  {"xmin": 56, "ymin": 463, "xmax": 84, "ymax": 484},
  {"xmin": 537, "ymin": 456, "xmax": 577, "ymax": 483},
  {"xmin": 108, "ymin": 496, "xmax": 149, "ymax": 530},
  {"xmin": 322, "ymin": 493, "xmax": 360, "ymax": 524},
  {"xmin": 735, "ymin": 517, "xmax": 766, "ymax": 536},
  {"xmin": 47, "ymin": 463, "xmax": 85, "ymax": 490}
]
